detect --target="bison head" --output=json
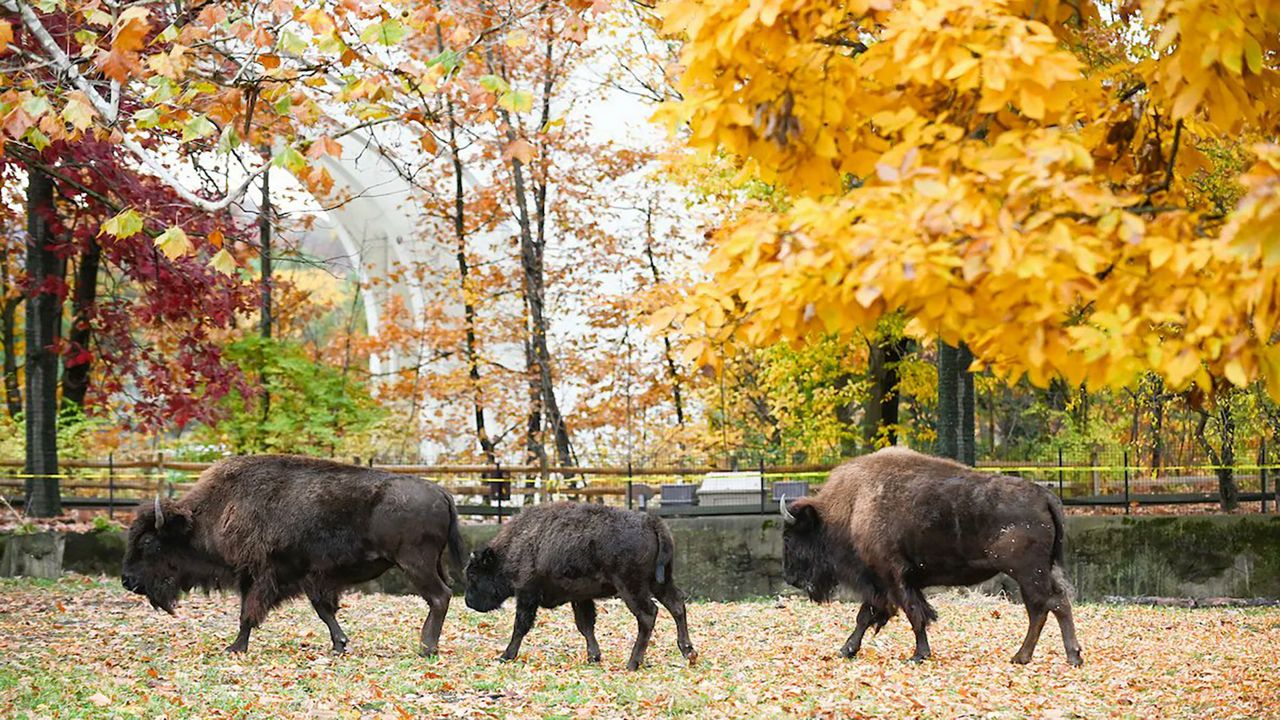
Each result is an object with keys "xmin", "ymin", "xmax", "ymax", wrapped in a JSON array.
[
  {"xmin": 464, "ymin": 546, "xmax": 513, "ymax": 612},
  {"xmin": 780, "ymin": 497, "xmax": 839, "ymax": 603},
  {"xmin": 122, "ymin": 497, "xmax": 195, "ymax": 614}
]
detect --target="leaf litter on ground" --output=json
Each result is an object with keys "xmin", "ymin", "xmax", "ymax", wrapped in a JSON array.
[{"xmin": 0, "ymin": 576, "xmax": 1277, "ymax": 719}]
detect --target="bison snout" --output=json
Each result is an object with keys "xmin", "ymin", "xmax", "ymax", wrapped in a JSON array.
[{"xmin": 122, "ymin": 575, "xmax": 144, "ymax": 594}]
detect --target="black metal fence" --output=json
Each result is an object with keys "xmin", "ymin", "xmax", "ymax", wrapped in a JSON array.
[{"xmin": 3, "ymin": 447, "xmax": 1278, "ymax": 520}]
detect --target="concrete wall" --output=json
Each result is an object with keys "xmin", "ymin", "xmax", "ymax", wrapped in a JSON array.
[{"xmin": 6, "ymin": 514, "xmax": 1279, "ymax": 602}]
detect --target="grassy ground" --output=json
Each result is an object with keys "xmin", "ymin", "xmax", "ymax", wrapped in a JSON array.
[{"xmin": 1, "ymin": 576, "xmax": 1277, "ymax": 719}]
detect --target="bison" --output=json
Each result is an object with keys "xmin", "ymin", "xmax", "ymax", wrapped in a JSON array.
[
  {"xmin": 780, "ymin": 447, "xmax": 1083, "ymax": 666},
  {"xmin": 121, "ymin": 455, "xmax": 463, "ymax": 656},
  {"xmin": 464, "ymin": 502, "xmax": 697, "ymax": 670}
]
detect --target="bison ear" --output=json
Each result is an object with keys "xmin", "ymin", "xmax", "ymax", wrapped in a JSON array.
[
  {"xmin": 155, "ymin": 501, "xmax": 193, "ymax": 538},
  {"xmin": 475, "ymin": 546, "xmax": 498, "ymax": 569},
  {"xmin": 790, "ymin": 501, "xmax": 821, "ymax": 534}
]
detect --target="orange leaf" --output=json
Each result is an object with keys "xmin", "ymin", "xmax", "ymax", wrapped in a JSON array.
[
  {"xmin": 0, "ymin": 20, "xmax": 13, "ymax": 53},
  {"xmin": 306, "ymin": 135, "xmax": 343, "ymax": 159},
  {"xmin": 208, "ymin": 229, "xmax": 225, "ymax": 249},
  {"xmin": 94, "ymin": 49, "xmax": 135, "ymax": 83},
  {"xmin": 504, "ymin": 138, "xmax": 535, "ymax": 164}
]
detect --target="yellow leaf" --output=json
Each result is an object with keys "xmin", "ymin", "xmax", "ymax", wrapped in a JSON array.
[
  {"xmin": 154, "ymin": 226, "xmax": 193, "ymax": 259},
  {"xmin": 208, "ymin": 248, "xmax": 238, "ymax": 275}
]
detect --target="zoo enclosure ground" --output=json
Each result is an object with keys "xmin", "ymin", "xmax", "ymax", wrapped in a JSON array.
[{"xmin": 1, "ymin": 577, "xmax": 1277, "ymax": 719}]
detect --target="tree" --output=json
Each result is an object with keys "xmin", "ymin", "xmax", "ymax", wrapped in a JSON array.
[
  {"xmin": 658, "ymin": 1, "xmax": 1280, "ymax": 407},
  {"xmin": 23, "ymin": 167, "xmax": 60, "ymax": 516}
]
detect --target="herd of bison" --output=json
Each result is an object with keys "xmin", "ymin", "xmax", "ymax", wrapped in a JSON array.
[{"xmin": 120, "ymin": 448, "xmax": 1084, "ymax": 670}]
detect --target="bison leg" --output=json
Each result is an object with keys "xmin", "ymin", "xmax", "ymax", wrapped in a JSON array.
[
  {"xmin": 500, "ymin": 593, "xmax": 539, "ymax": 662},
  {"xmin": 1051, "ymin": 596, "xmax": 1084, "ymax": 667},
  {"xmin": 655, "ymin": 584, "xmax": 697, "ymax": 664},
  {"xmin": 1012, "ymin": 567, "xmax": 1083, "ymax": 666},
  {"xmin": 227, "ymin": 576, "xmax": 275, "ymax": 654},
  {"xmin": 572, "ymin": 600, "xmax": 602, "ymax": 663},
  {"xmin": 307, "ymin": 588, "xmax": 348, "ymax": 654},
  {"xmin": 840, "ymin": 602, "xmax": 890, "ymax": 659},
  {"xmin": 404, "ymin": 561, "xmax": 452, "ymax": 658},
  {"xmin": 892, "ymin": 586, "xmax": 936, "ymax": 663},
  {"xmin": 620, "ymin": 593, "xmax": 658, "ymax": 671},
  {"xmin": 1011, "ymin": 602, "xmax": 1049, "ymax": 665}
]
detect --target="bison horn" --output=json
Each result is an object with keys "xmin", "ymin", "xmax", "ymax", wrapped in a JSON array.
[
  {"xmin": 154, "ymin": 495, "xmax": 165, "ymax": 529},
  {"xmin": 779, "ymin": 494, "xmax": 795, "ymax": 525}
]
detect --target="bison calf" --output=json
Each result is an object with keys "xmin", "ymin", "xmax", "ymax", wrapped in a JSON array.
[
  {"xmin": 122, "ymin": 455, "xmax": 462, "ymax": 656},
  {"xmin": 781, "ymin": 447, "xmax": 1084, "ymax": 666},
  {"xmin": 465, "ymin": 502, "xmax": 696, "ymax": 670}
]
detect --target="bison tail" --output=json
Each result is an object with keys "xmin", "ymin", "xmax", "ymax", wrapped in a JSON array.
[
  {"xmin": 446, "ymin": 494, "xmax": 465, "ymax": 572},
  {"xmin": 653, "ymin": 519, "xmax": 675, "ymax": 585},
  {"xmin": 1044, "ymin": 487, "xmax": 1067, "ymax": 568}
]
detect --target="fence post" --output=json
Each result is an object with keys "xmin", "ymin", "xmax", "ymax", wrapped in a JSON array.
[
  {"xmin": 108, "ymin": 453, "xmax": 115, "ymax": 515},
  {"xmin": 1261, "ymin": 440, "xmax": 1269, "ymax": 514},
  {"xmin": 1057, "ymin": 447, "xmax": 1064, "ymax": 500},
  {"xmin": 759, "ymin": 456, "xmax": 766, "ymax": 514},
  {"xmin": 626, "ymin": 461, "xmax": 634, "ymax": 511},
  {"xmin": 1123, "ymin": 449, "xmax": 1131, "ymax": 514}
]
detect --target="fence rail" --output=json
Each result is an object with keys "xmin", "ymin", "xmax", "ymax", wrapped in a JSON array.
[{"xmin": 4, "ymin": 453, "xmax": 1278, "ymax": 518}]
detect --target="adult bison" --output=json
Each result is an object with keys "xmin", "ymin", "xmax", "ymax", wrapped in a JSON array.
[
  {"xmin": 780, "ymin": 447, "xmax": 1083, "ymax": 666},
  {"xmin": 121, "ymin": 455, "xmax": 463, "ymax": 656},
  {"xmin": 464, "ymin": 502, "xmax": 697, "ymax": 670}
]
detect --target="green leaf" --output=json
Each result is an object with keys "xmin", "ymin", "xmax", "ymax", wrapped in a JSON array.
[
  {"xmin": 25, "ymin": 127, "xmax": 50, "ymax": 151},
  {"xmin": 478, "ymin": 75, "xmax": 509, "ymax": 94},
  {"xmin": 218, "ymin": 125, "xmax": 242, "ymax": 153},
  {"xmin": 100, "ymin": 209, "xmax": 144, "ymax": 239},
  {"xmin": 158, "ymin": 23, "xmax": 178, "ymax": 43},
  {"xmin": 272, "ymin": 145, "xmax": 306, "ymax": 173},
  {"xmin": 182, "ymin": 115, "xmax": 216, "ymax": 143},
  {"xmin": 499, "ymin": 89, "xmax": 533, "ymax": 113},
  {"xmin": 272, "ymin": 93, "xmax": 292, "ymax": 115},
  {"xmin": 428, "ymin": 50, "xmax": 461, "ymax": 72},
  {"xmin": 279, "ymin": 29, "xmax": 307, "ymax": 56},
  {"xmin": 154, "ymin": 226, "xmax": 194, "ymax": 259},
  {"xmin": 360, "ymin": 19, "xmax": 407, "ymax": 46},
  {"xmin": 22, "ymin": 95, "xmax": 52, "ymax": 119},
  {"xmin": 133, "ymin": 107, "xmax": 161, "ymax": 129},
  {"xmin": 208, "ymin": 248, "xmax": 238, "ymax": 275}
]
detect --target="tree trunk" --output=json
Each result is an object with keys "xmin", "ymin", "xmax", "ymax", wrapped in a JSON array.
[
  {"xmin": 864, "ymin": 335, "xmax": 906, "ymax": 447},
  {"xmin": 643, "ymin": 198, "xmax": 684, "ymax": 426},
  {"xmin": 61, "ymin": 237, "xmax": 100, "ymax": 411},
  {"xmin": 1195, "ymin": 401, "xmax": 1239, "ymax": 512},
  {"xmin": 24, "ymin": 167, "xmax": 61, "ymax": 517},
  {"xmin": 959, "ymin": 343, "xmax": 975, "ymax": 465},
  {"xmin": 444, "ymin": 93, "xmax": 497, "ymax": 466},
  {"xmin": 258, "ymin": 168, "xmax": 272, "ymax": 424},
  {"xmin": 936, "ymin": 341, "xmax": 959, "ymax": 460},
  {"xmin": 1, "ymin": 236, "xmax": 21, "ymax": 419},
  {"xmin": 496, "ymin": 32, "xmax": 573, "ymax": 471},
  {"xmin": 936, "ymin": 340, "xmax": 975, "ymax": 463}
]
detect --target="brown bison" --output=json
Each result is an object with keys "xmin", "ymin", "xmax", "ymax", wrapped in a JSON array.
[
  {"xmin": 781, "ymin": 447, "xmax": 1083, "ymax": 666},
  {"xmin": 464, "ymin": 502, "xmax": 697, "ymax": 670},
  {"xmin": 122, "ymin": 455, "xmax": 462, "ymax": 656}
]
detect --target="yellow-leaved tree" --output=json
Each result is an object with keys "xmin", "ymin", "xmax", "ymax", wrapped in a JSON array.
[{"xmin": 655, "ymin": 0, "xmax": 1280, "ymax": 398}]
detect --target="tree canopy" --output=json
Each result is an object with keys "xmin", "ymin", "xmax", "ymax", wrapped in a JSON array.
[{"xmin": 657, "ymin": 0, "xmax": 1280, "ymax": 397}]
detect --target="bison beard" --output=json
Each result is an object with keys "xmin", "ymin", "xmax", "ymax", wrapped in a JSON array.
[
  {"xmin": 781, "ymin": 447, "xmax": 1084, "ymax": 666},
  {"xmin": 464, "ymin": 502, "xmax": 697, "ymax": 670},
  {"xmin": 121, "ymin": 455, "xmax": 464, "ymax": 657}
]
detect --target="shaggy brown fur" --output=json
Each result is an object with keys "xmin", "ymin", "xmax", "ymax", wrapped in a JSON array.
[
  {"xmin": 122, "ymin": 455, "xmax": 462, "ymax": 656},
  {"xmin": 782, "ymin": 447, "xmax": 1083, "ymax": 666},
  {"xmin": 465, "ymin": 502, "xmax": 697, "ymax": 670}
]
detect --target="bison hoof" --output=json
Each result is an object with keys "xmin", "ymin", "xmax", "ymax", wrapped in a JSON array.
[
  {"xmin": 684, "ymin": 649, "xmax": 699, "ymax": 667},
  {"xmin": 908, "ymin": 652, "xmax": 930, "ymax": 663},
  {"xmin": 586, "ymin": 653, "xmax": 602, "ymax": 664},
  {"xmin": 839, "ymin": 645, "xmax": 860, "ymax": 659},
  {"xmin": 625, "ymin": 660, "xmax": 641, "ymax": 671},
  {"xmin": 1067, "ymin": 653, "xmax": 1084, "ymax": 668},
  {"xmin": 331, "ymin": 641, "xmax": 348, "ymax": 655},
  {"xmin": 225, "ymin": 643, "xmax": 248, "ymax": 654},
  {"xmin": 1010, "ymin": 653, "xmax": 1032, "ymax": 665},
  {"xmin": 498, "ymin": 652, "xmax": 518, "ymax": 663},
  {"xmin": 419, "ymin": 646, "xmax": 438, "ymax": 658}
]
